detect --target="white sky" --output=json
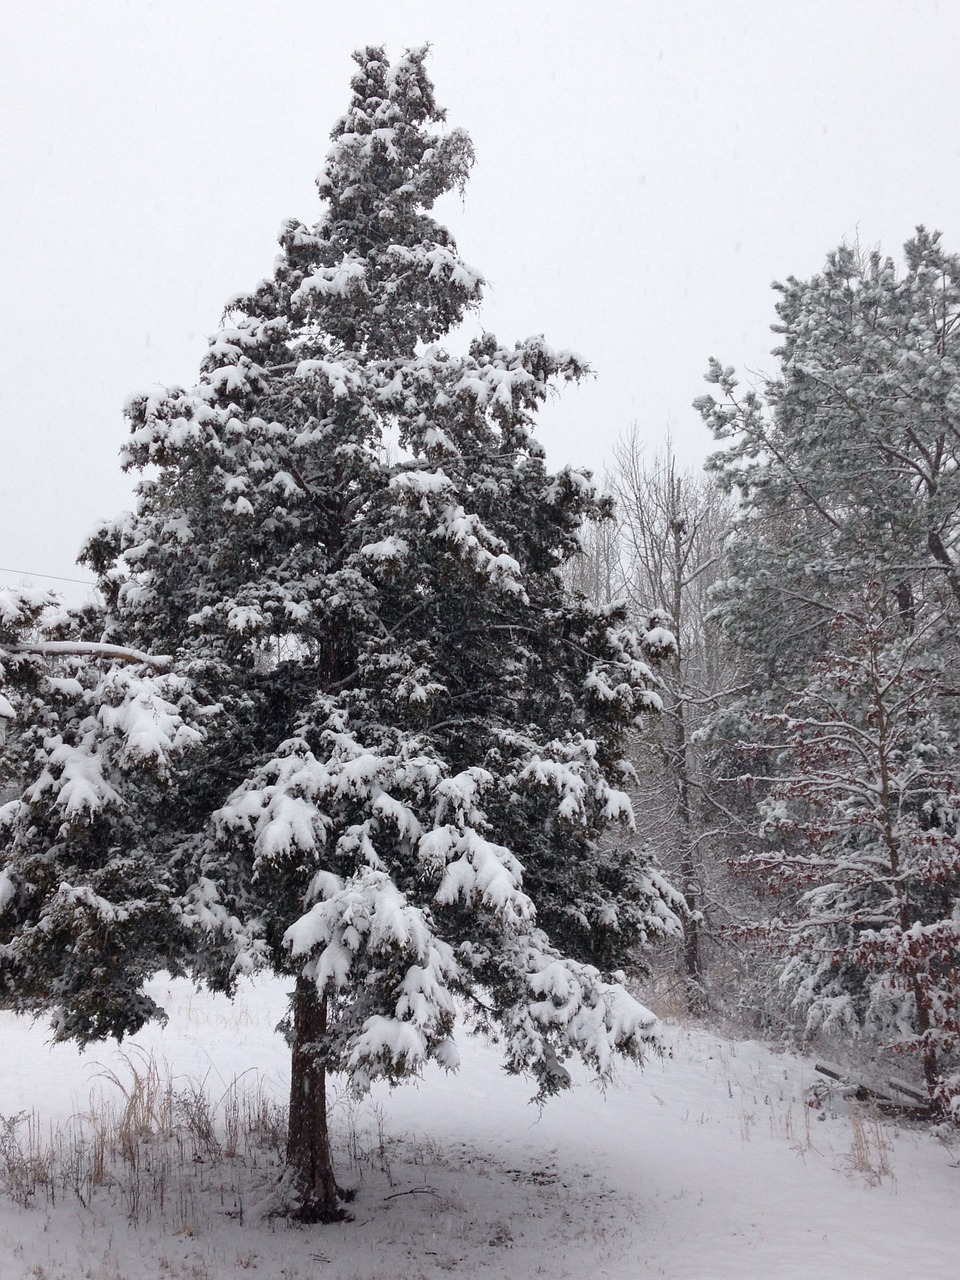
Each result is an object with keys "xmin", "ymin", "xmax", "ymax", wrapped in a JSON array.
[{"xmin": 4, "ymin": 0, "xmax": 960, "ymax": 605}]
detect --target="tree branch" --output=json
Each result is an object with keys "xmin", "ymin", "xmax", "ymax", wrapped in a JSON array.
[{"xmin": 11, "ymin": 641, "xmax": 173, "ymax": 670}]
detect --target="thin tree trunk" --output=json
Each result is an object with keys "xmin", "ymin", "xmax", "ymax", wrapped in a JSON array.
[
  {"xmin": 673, "ymin": 698, "xmax": 706, "ymax": 1012},
  {"xmin": 870, "ymin": 638, "xmax": 941, "ymax": 1107},
  {"xmin": 671, "ymin": 513, "xmax": 707, "ymax": 1014},
  {"xmin": 909, "ymin": 975, "xmax": 941, "ymax": 1103},
  {"xmin": 286, "ymin": 977, "xmax": 345, "ymax": 1222},
  {"xmin": 12, "ymin": 640, "xmax": 172, "ymax": 668}
]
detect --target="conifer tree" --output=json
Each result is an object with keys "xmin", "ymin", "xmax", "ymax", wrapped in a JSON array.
[
  {"xmin": 698, "ymin": 232, "xmax": 960, "ymax": 1102},
  {"xmin": 4, "ymin": 48, "xmax": 684, "ymax": 1220},
  {"xmin": 697, "ymin": 230, "xmax": 960, "ymax": 687}
]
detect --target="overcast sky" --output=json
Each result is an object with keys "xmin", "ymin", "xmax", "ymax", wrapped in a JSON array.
[{"xmin": 4, "ymin": 0, "xmax": 960, "ymax": 605}]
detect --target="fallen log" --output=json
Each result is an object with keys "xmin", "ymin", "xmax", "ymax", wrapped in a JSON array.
[
  {"xmin": 813, "ymin": 1062, "xmax": 933, "ymax": 1118},
  {"xmin": 887, "ymin": 1076, "xmax": 931, "ymax": 1107}
]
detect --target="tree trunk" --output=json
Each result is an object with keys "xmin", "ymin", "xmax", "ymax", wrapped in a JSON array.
[
  {"xmin": 286, "ymin": 977, "xmax": 346, "ymax": 1222},
  {"xmin": 910, "ymin": 975, "xmax": 941, "ymax": 1106},
  {"xmin": 870, "ymin": 642, "xmax": 941, "ymax": 1109},
  {"xmin": 674, "ymin": 706, "xmax": 706, "ymax": 1014},
  {"xmin": 671, "ymin": 513, "xmax": 707, "ymax": 1014}
]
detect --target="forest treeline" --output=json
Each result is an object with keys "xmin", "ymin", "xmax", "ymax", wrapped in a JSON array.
[{"xmin": 578, "ymin": 231, "xmax": 960, "ymax": 1115}]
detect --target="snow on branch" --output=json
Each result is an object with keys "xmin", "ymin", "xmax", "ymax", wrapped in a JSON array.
[{"xmin": 11, "ymin": 641, "xmax": 173, "ymax": 670}]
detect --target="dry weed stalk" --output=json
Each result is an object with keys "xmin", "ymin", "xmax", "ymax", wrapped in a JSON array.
[
  {"xmin": 845, "ymin": 1100, "xmax": 892, "ymax": 1183},
  {"xmin": 0, "ymin": 1048, "xmax": 288, "ymax": 1228}
]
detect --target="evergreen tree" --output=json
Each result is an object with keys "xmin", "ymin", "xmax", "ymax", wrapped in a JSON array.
[
  {"xmin": 4, "ymin": 48, "xmax": 683, "ymax": 1220},
  {"xmin": 697, "ymin": 229, "xmax": 960, "ymax": 687},
  {"xmin": 697, "ymin": 232, "xmax": 960, "ymax": 1103}
]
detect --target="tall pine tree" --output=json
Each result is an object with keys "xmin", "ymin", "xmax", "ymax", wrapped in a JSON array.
[
  {"xmin": 3, "ymin": 48, "xmax": 684, "ymax": 1220},
  {"xmin": 697, "ymin": 232, "xmax": 960, "ymax": 1108},
  {"xmin": 697, "ymin": 230, "xmax": 960, "ymax": 684}
]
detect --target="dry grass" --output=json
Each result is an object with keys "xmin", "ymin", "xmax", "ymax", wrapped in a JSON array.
[
  {"xmin": 844, "ymin": 1099, "xmax": 892, "ymax": 1184},
  {"xmin": 0, "ymin": 1048, "xmax": 450, "ymax": 1244},
  {"xmin": 0, "ymin": 1048, "xmax": 287, "ymax": 1227}
]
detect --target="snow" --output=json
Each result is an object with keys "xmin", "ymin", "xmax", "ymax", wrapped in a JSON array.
[
  {"xmin": 0, "ymin": 867, "xmax": 15, "ymax": 914},
  {"xmin": 390, "ymin": 468, "xmax": 453, "ymax": 497},
  {"xmin": 96, "ymin": 669, "xmax": 203, "ymax": 765},
  {"xmin": 0, "ymin": 585, "xmax": 52, "ymax": 627},
  {"xmin": 360, "ymin": 536, "xmax": 410, "ymax": 561},
  {"xmin": 1, "ymin": 977, "xmax": 955, "ymax": 1279},
  {"xmin": 430, "ymin": 827, "xmax": 532, "ymax": 924},
  {"xmin": 26, "ymin": 725, "xmax": 121, "ymax": 817},
  {"xmin": 292, "ymin": 259, "xmax": 367, "ymax": 305},
  {"xmin": 293, "ymin": 356, "xmax": 363, "ymax": 399},
  {"xmin": 644, "ymin": 625, "xmax": 676, "ymax": 652}
]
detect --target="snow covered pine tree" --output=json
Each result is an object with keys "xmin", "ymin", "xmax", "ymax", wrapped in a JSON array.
[
  {"xmin": 4, "ymin": 48, "xmax": 684, "ymax": 1221},
  {"xmin": 697, "ymin": 231, "xmax": 960, "ymax": 1112}
]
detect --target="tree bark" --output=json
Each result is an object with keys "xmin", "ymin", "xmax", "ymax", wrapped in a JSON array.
[
  {"xmin": 870, "ymin": 637, "xmax": 941, "ymax": 1107},
  {"xmin": 673, "ymin": 694, "xmax": 706, "ymax": 1012},
  {"xmin": 286, "ymin": 977, "xmax": 346, "ymax": 1222},
  {"xmin": 909, "ymin": 975, "xmax": 941, "ymax": 1104},
  {"xmin": 670, "ymin": 515, "xmax": 707, "ymax": 1014}
]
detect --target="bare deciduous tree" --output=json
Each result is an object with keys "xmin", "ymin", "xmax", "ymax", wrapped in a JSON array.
[{"xmin": 609, "ymin": 432, "xmax": 738, "ymax": 1010}]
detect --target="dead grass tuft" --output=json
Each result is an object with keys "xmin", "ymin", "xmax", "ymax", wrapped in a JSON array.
[{"xmin": 0, "ymin": 1050, "xmax": 288, "ymax": 1229}]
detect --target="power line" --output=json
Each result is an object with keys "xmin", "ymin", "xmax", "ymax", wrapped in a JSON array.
[{"xmin": 0, "ymin": 566, "xmax": 98, "ymax": 588}]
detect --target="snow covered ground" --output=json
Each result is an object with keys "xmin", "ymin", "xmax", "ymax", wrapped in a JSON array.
[{"xmin": 0, "ymin": 976, "xmax": 955, "ymax": 1279}]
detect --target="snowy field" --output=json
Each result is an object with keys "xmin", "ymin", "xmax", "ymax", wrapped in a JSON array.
[{"xmin": 0, "ymin": 977, "xmax": 955, "ymax": 1280}]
